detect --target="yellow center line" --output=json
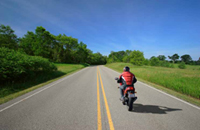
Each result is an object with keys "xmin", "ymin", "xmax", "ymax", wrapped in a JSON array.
[
  {"xmin": 98, "ymin": 67, "xmax": 115, "ymax": 130},
  {"xmin": 97, "ymin": 68, "xmax": 102, "ymax": 130}
]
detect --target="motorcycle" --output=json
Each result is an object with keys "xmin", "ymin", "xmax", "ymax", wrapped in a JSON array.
[{"xmin": 115, "ymin": 77, "xmax": 137, "ymax": 111}]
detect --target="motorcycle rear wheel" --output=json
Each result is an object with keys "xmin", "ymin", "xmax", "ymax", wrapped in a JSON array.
[{"xmin": 128, "ymin": 98, "xmax": 134, "ymax": 111}]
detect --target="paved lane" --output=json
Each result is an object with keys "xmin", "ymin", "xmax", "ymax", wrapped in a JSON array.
[
  {"xmin": 0, "ymin": 66, "xmax": 98, "ymax": 130},
  {"xmin": 0, "ymin": 66, "xmax": 199, "ymax": 130},
  {"xmin": 99, "ymin": 66, "xmax": 200, "ymax": 130}
]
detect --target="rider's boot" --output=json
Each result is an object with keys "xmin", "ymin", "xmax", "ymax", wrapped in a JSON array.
[{"xmin": 120, "ymin": 97, "xmax": 125, "ymax": 102}]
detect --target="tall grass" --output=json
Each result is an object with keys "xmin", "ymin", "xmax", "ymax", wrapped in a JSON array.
[{"xmin": 106, "ymin": 62, "xmax": 200, "ymax": 99}]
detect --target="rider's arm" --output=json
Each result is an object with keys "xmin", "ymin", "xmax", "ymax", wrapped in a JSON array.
[
  {"xmin": 118, "ymin": 74, "xmax": 123, "ymax": 85},
  {"xmin": 132, "ymin": 74, "xmax": 137, "ymax": 86},
  {"xmin": 133, "ymin": 77, "xmax": 137, "ymax": 83}
]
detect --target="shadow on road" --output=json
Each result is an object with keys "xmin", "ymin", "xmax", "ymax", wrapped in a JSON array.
[{"xmin": 131, "ymin": 103, "xmax": 182, "ymax": 114}]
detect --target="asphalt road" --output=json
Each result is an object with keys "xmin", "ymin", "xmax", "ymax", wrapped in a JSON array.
[{"xmin": 0, "ymin": 66, "xmax": 200, "ymax": 130}]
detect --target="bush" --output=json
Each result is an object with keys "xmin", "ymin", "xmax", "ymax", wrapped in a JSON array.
[
  {"xmin": 160, "ymin": 61, "xmax": 170, "ymax": 67},
  {"xmin": 0, "ymin": 47, "xmax": 57, "ymax": 81},
  {"xmin": 143, "ymin": 59, "xmax": 149, "ymax": 65},
  {"xmin": 169, "ymin": 64, "xmax": 175, "ymax": 68},
  {"xmin": 150, "ymin": 57, "xmax": 160, "ymax": 66},
  {"xmin": 129, "ymin": 50, "xmax": 145, "ymax": 66},
  {"xmin": 178, "ymin": 62, "xmax": 186, "ymax": 69}
]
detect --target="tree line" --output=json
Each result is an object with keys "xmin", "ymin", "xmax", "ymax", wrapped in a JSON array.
[
  {"xmin": 107, "ymin": 50, "xmax": 200, "ymax": 67},
  {"xmin": 0, "ymin": 24, "xmax": 107, "ymax": 65},
  {"xmin": 1, "ymin": 24, "xmax": 199, "ymax": 67}
]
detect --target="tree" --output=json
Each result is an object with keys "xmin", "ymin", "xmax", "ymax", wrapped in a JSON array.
[
  {"xmin": 19, "ymin": 26, "xmax": 55, "ymax": 60},
  {"xmin": 150, "ymin": 56, "xmax": 160, "ymax": 66},
  {"xmin": 0, "ymin": 24, "xmax": 18, "ymax": 49},
  {"xmin": 107, "ymin": 51, "xmax": 120, "ymax": 63},
  {"xmin": 19, "ymin": 31, "xmax": 35, "ymax": 55},
  {"xmin": 2, "ymin": 24, "xmax": 107, "ymax": 65},
  {"xmin": 125, "ymin": 50, "xmax": 132, "ymax": 56},
  {"xmin": 168, "ymin": 54, "xmax": 179, "ymax": 63},
  {"xmin": 75, "ymin": 41, "xmax": 89, "ymax": 63},
  {"xmin": 122, "ymin": 50, "xmax": 132, "ymax": 63},
  {"xmin": 196, "ymin": 57, "xmax": 200, "ymax": 65},
  {"xmin": 181, "ymin": 54, "xmax": 192, "ymax": 64},
  {"xmin": 157, "ymin": 55, "xmax": 166, "ymax": 61},
  {"xmin": 34, "ymin": 26, "xmax": 55, "ymax": 59},
  {"xmin": 143, "ymin": 59, "xmax": 149, "ymax": 65},
  {"xmin": 90, "ymin": 52, "xmax": 106, "ymax": 65},
  {"xmin": 55, "ymin": 34, "xmax": 78, "ymax": 63},
  {"xmin": 122, "ymin": 55, "xmax": 129, "ymax": 63},
  {"xmin": 117, "ymin": 51, "xmax": 126, "ymax": 61},
  {"xmin": 129, "ymin": 50, "xmax": 145, "ymax": 66}
]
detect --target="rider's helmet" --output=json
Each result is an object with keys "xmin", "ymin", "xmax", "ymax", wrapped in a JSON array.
[{"xmin": 123, "ymin": 66, "xmax": 130, "ymax": 72}]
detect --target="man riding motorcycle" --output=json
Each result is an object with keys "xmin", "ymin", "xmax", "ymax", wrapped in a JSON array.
[{"xmin": 118, "ymin": 66, "xmax": 137, "ymax": 101}]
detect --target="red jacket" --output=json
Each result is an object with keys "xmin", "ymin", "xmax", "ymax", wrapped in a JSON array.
[{"xmin": 119, "ymin": 71, "xmax": 137, "ymax": 86}]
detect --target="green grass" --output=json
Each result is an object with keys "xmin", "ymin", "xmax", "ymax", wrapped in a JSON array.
[
  {"xmin": 106, "ymin": 62, "xmax": 200, "ymax": 106},
  {"xmin": 0, "ymin": 63, "xmax": 87, "ymax": 104},
  {"xmin": 173, "ymin": 63, "xmax": 200, "ymax": 70}
]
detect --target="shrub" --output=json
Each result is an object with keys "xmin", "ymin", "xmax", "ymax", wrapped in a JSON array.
[
  {"xmin": 0, "ymin": 47, "xmax": 57, "ymax": 81},
  {"xmin": 143, "ymin": 59, "xmax": 149, "ymax": 65},
  {"xmin": 178, "ymin": 62, "xmax": 186, "ymax": 69},
  {"xmin": 129, "ymin": 50, "xmax": 145, "ymax": 66},
  {"xmin": 150, "ymin": 57, "xmax": 160, "ymax": 66},
  {"xmin": 160, "ymin": 61, "xmax": 170, "ymax": 67},
  {"xmin": 169, "ymin": 64, "xmax": 174, "ymax": 68}
]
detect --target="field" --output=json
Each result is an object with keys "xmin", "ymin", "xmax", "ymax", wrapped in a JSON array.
[
  {"xmin": 0, "ymin": 63, "xmax": 87, "ymax": 104},
  {"xmin": 106, "ymin": 63, "xmax": 200, "ymax": 99}
]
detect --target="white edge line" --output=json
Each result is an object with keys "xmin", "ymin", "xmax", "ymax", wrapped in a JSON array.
[
  {"xmin": 138, "ymin": 81, "xmax": 200, "ymax": 110},
  {"xmin": 103, "ymin": 66, "xmax": 200, "ymax": 110},
  {"xmin": 0, "ymin": 67, "xmax": 89, "ymax": 113}
]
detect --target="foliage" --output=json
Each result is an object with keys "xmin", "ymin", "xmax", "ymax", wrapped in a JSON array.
[
  {"xmin": 54, "ymin": 34, "xmax": 79, "ymax": 63},
  {"xmin": 157, "ymin": 55, "xmax": 166, "ymax": 61},
  {"xmin": 0, "ymin": 24, "xmax": 18, "ymax": 49},
  {"xmin": 19, "ymin": 27, "xmax": 55, "ymax": 59},
  {"xmin": 150, "ymin": 56, "xmax": 160, "ymax": 66},
  {"xmin": 107, "ymin": 50, "xmax": 133, "ymax": 63},
  {"xmin": 160, "ymin": 61, "xmax": 170, "ymax": 67},
  {"xmin": 168, "ymin": 53, "xmax": 179, "ymax": 63},
  {"xmin": 169, "ymin": 63, "xmax": 175, "ymax": 68},
  {"xmin": 107, "ymin": 51, "xmax": 125, "ymax": 63},
  {"xmin": 181, "ymin": 54, "xmax": 192, "ymax": 64},
  {"xmin": 89, "ymin": 52, "xmax": 107, "ymax": 65},
  {"xmin": 17, "ymin": 25, "xmax": 106, "ymax": 65},
  {"xmin": 143, "ymin": 59, "xmax": 149, "ymax": 65},
  {"xmin": 129, "ymin": 50, "xmax": 145, "ymax": 66},
  {"xmin": 178, "ymin": 62, "xmax": 186, "ymax": 69},
  {"xmin": 0, "ymin": 47, "xmax": 57, "ymax": 82},
  {"xmin": 75, "ymin": 41, "xmax": 89, "ymax": 63},
  {"xmin": 122, "ymin": 55, "xmax": 129, "ymax": 63},
  {"xmin": 197, "ymin": 59, "xmax": 200, "ymax": 65}
]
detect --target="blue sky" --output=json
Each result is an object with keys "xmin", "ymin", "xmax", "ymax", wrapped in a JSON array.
[{"xmin": 1, "ymin": 0, "xmax": 200, "ymax": 60}]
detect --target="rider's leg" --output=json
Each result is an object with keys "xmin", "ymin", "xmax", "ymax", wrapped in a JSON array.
[{"xmin": 120, "ymin": 84, "xmax": 126, "ymax": 100}]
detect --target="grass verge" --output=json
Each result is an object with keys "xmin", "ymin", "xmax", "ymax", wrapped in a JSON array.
[
  {"xmin": 0, "ymin": 63, "xmax": 87, "ymax": 104},
  {"xmin": 106, "ymin": 62, "xmax": 200, "ymax": 107}
]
